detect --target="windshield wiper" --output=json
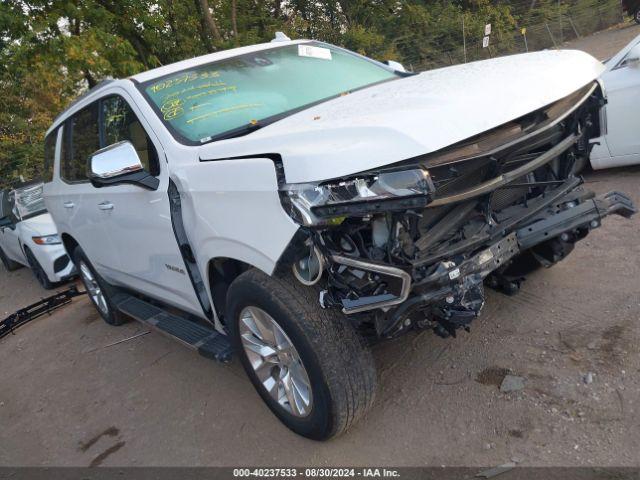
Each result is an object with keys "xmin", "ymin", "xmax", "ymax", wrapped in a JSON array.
[{"xmin": 204, "ymin": 122, "xmax": 264, "ymax": 142}]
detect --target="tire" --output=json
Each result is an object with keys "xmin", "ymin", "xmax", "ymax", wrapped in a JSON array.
[
  {"xmin": 73, "ymin": 247, "xmax": 126, "ymax": 326},
  {"xmin": 227, "ymin": 269, "xmax": 377, "ymax": 440},
  {"xmin": 503, "ymin": 236, "xmax": 576, "ymax": 278},
  {"xmin": 501, "ymin": 250, "xmax": 544, "ymax": 278},
  {"xmin": 24, "ymin": 248, "xmax": 54, "ymax": 290},
  {"xmin": 0, "ymin": 246, "xmax": 21, "ymax": 272},
  {"xmin": 635, "ymin": 8, "xmax": 640, "ymax": 24}
]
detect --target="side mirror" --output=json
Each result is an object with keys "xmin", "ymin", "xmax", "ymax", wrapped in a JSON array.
[
  {"xmin": 386, "ymin": 60, "xmax": 407, "ymax": 73},
  {"xmin": 624, "ymin": 44, "xmax": 640, "ymax": 67},
  {"xmin": 89, "ymin": 141, "xmax": 159, "ymax": 190}
]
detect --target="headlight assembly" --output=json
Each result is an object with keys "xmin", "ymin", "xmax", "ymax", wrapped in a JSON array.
[
  {"xmin": 283, "ymin": 168, "xmax": 435, "ymax": 226},
  {"xmin": 32, "ymin": 234, "xmax": 61, "ymax": 246}
]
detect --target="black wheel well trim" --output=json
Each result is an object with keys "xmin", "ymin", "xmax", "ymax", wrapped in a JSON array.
[
  {"xmin": 168, "ymin": 179, "xmax": 214, "ymax": 320},
  {"xmin": 206, "ymin": 257, "xmax": 253, "ymax": 324},
  {"xmin": 60, "ymin": 233, "xmax": 80, "ymax": 261},
  {"xmin": 272, "ymin": 227, "xmax": 311, "ymax": 278},
  {"xmin": 206, "ymin": 227, "xmax": 309, "ymax": 324}
]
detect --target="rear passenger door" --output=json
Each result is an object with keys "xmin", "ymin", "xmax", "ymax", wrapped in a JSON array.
[
  {"xmin": 603, "ymin": 46, "xmax": 640, "ymax": 160},
  {"xmin": 46, "ymin": 102, "xmax": 119, "ymax": 274}
]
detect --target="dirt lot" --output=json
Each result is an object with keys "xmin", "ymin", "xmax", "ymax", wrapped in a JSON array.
[{"xmin": 1, "ymin": 24, "xmax": 640, "ymax": 468}]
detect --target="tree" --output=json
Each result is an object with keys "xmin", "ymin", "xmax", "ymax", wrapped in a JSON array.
[
  {"xmin": 198, "ymin": 0, "xmax": 223, "ymax": 45},
  {"xmin": 0, "ymin": 0, "xmax": 622, "ymax": 186}
]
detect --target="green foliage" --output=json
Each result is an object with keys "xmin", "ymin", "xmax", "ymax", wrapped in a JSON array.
[{"xmin": 0, "ymin": 0, "xmax": 623, "ymax": 187}]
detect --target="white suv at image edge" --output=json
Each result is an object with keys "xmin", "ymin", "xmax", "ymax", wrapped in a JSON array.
[
  {"xmin": 43, "ymin": 37, "xmax": 635, "ymax": 439},
  {"xmin": 0, "ymin": 183, "xmax": 76, "ymax": 288}
]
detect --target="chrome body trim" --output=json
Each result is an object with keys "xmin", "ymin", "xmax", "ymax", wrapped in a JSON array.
[{"xmin": 331, "ymin": 254, "xmax": 412, "ymax": 314}]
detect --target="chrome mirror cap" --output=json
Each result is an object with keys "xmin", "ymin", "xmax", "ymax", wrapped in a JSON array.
[{"xmin": 89, "ymin": 141, "xmax": 144, "ymax": 180}]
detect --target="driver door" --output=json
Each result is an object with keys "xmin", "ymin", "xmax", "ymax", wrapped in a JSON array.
[
  {"xmin": 89, "ymin": 91, "xmax": 203, "ymax": 318},
  {"xmin": 602, "ymin": 45, "xmax": 640, "ymax": 160}
]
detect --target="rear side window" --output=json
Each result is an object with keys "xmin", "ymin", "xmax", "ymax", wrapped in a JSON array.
[
  {"xmin": 62, "ymin": 103, "xmax": 100, "ymax": 183},
  {"xmin": 43, "ymin": 129, "xmax": 57, "ymax": 183},
  {"xmin": 101, "ymin": 96, "xmax": 159, "ymax": 175}
]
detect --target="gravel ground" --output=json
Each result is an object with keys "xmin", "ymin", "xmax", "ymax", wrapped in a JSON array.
[
  {"xmin": 1, "ymin": 24, "xmax": 639, "ymax": 468},
  {"xmin": 563, "ymin": 22, "xmax": 640, "ymax": 61}
]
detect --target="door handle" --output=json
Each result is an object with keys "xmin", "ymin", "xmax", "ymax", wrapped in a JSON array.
[
  {"xmin": 98, "ymin": 202, "xmax": 114, "ymax": 211},
  {"xmin": 63, "ymin": 201, "xmax": 75, "ymax": 209}
]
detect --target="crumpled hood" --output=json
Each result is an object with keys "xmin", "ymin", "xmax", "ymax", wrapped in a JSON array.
[{"xmin": 198, "ymin": 49, "xmax": 604, "ymax": 184}]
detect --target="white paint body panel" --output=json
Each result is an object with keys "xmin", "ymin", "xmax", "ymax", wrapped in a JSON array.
[
  {"xmin": 44, "ymin": 42, "xmax": 605, "ymax": 320},
  {"xmin": 590, "ymin": 34, "xmax": 640, "ymax": 170},
  {"xmin": 0, "ymin": 212, "xmax": 75, "ymax": 282},
  {"xmin": 197, "ymin": 49, "xmax": 604, "ymax": 183},
  {"xmin": 173, "ymin": 158, "xmax": 299, "ymax": 276}
]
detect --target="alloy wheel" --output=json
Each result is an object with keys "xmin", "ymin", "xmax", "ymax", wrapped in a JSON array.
[
  {"xmin": 239, "ymin": 306, "xmax": 313, "ymax": 417},
  {"xmin": 79, "ymin": 261, "xmax": 109, "ymax": 315}
]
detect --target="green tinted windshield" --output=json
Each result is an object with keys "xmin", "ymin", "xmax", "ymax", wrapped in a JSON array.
[{"xmin": 142, "ymin": 43, "xmax": 398, "ymax": 143}]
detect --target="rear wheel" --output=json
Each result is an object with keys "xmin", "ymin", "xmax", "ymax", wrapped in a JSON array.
[
  {"xmin": 24, "ymin": 248, "xmax": 54, "ymax": 290},
  {"xmin": 0, "ymin": 246, "xmax": 21, "ymax": 272},
  {"xmin": 227, "ymin": 269, "xmax": 377, "ymax": 440},
  {"xmin": 74, "ymin": 247, "xmax": 126, "ymax": 326},
  {"xmin": 635, "ymin": 8, "xmax": 640, "ymax": 24}
]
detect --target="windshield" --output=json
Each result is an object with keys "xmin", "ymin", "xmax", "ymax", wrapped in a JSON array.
[
  {"xmin": 12, "ymin": 183, "xmax": 47, "ymax": 220},
  {"xmin": 141, "ymin": 42, "xmax": 399, "ymax": 143}
]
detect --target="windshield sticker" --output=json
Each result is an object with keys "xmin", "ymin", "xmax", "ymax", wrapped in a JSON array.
[{"xmin": 298, "ymin": 45, "xmax": 332, "ymax": 60}]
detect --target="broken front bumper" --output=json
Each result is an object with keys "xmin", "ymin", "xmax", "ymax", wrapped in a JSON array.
[{"xmin": 330, "ymin": 181, "xmax": 635, "ymax": 337}]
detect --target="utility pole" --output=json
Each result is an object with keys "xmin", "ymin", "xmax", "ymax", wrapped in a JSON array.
[
  {"xmin": 558, "ymin": 0, "xmax": 563, "ymax": 44},
  {"xmin": 462, "ymin": 14, "xmax": 467, "ymax": 63}
]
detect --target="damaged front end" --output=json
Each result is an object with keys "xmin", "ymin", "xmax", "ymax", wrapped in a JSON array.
[{"xmin": 278, "ymin": 81, "xmax": 636, "ymax": 341}]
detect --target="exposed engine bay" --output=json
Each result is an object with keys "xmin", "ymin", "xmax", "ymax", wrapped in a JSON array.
[{"xmin": 279, "ymin": 81, "xmax": 636, "ymax": 341}]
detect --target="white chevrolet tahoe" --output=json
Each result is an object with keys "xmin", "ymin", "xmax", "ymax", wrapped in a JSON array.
[{"xmin": 44, "ymin": 37, "xmax": 635, "ymax": 440}]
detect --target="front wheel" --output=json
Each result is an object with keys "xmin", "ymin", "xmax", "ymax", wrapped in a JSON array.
[
  {"xmin": 635, "ymin": 8, "xmax": 640, "ymax": 24},
  {"xmin": 73, "ymin": 247, "xmax": 126, "ymax": 326},
  {"xmin": 227, "ymin": 269, "xmax": 377, "ymax": 440},
  {"xmin": 25, "ymin": 248, "xmax": 54, "ymax": 290},
  {"xmin": 0, "ymin": 246, "xmax": 21, "ymax": 272}
]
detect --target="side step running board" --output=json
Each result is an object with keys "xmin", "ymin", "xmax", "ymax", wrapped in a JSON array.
[{"xmin": 113, "ymin": 293, "xmax": 234, "ymax": 362}]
